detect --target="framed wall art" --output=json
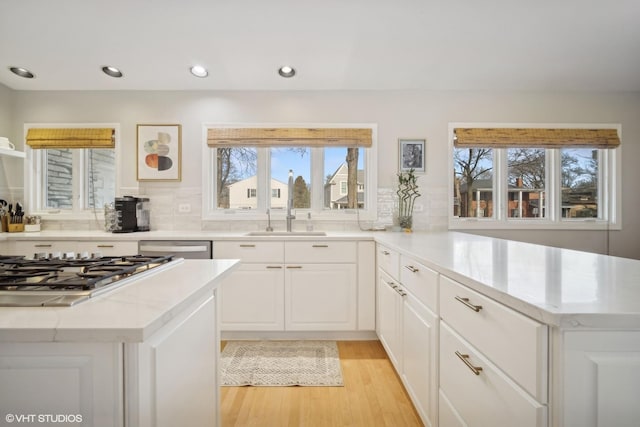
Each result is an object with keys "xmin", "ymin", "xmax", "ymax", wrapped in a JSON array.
[
  {"xmin": 136, "ymin": 124, "xmax": 182, "ymax": 181},
  {"xmin": 399, "ymin": 138, "xmax": 426, "ymax": 173}
]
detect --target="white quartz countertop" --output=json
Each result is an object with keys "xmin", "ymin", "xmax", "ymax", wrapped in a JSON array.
[
  {"xmin": 3, "ymin": 229, "xmax": 640, "ymax": 329},
  {"xmin": 375, "ymin": 232, "xmax": 640, "ymax": 329},
  {"xmin": 0, "ymin": 259, "xmax": 239, "ymax": 343}
]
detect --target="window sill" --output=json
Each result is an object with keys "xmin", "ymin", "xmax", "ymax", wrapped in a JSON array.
[{"xmin": 450, "ymin": 218, "xmax": 621, "ymax": 231}]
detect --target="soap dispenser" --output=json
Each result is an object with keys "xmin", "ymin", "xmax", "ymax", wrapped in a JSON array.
[{"xmin": 306, "ymin": 212, "xmax": 313, "ymax": 231}]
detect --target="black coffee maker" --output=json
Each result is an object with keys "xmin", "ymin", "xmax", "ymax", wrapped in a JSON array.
[{"xmin": 113, "ymin": 196, "xmax": 150, "ymax": 233}]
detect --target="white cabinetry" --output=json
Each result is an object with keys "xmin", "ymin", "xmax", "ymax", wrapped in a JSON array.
[
  {"xmin": 376, "ymin": 244, "xmax": 438, "ymax": 427},
  {"xmin": 216, "ymin": 241, "xmax": 285, "ymax": 331},
  {"xmin": 8, "ymin": 240, "xmax": 137, "ymax": 257},
  {"xmin": 0, "ymin": 342, "xmax": 123, "ymax": 427},
  {"xmin": 439, "ymin": 275, "xmax": 548, "ymax": 427},
  {"xmin": 126, "ymin": 293, "xmax": 218, "ymax": 427},
  {"xmin": 559, "ymin": 330, "xmax": 640, "ymax": 427},
  {"xmin": 216, "ymin": 239, "xmax": 371, "ymax": 333}
]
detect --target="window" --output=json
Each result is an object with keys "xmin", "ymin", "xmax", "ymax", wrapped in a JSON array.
[
  {"xmin": 450, "ymin": 124, "xmax": 621, "ymax": 229},
  {"xmin": 204, "ymin": 125, "xmax": 376, "ymax": 221},
  {"xmin": 26, "ymin": 125, "xmax": 118, "ymax": 217},
  {"xmin": 38, "ymin": 148, "xmax": 116, "ymax": 211}
]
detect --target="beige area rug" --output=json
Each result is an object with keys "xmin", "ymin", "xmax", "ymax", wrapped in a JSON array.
[{"xmin": 220, "ymin": 340, "xmax": 344, "ymax": 387}]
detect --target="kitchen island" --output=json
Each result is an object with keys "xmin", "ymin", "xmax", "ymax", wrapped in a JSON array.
[{"xmin": 0, "ymin": 258, "xmax": 238, "ymax": 427}]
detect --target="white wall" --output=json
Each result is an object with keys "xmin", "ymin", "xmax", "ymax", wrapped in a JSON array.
[
  {"xmin": 6, "ymin": 89, "xmax": 640, "ymax": 259},
  {"xmin": 0, "ymin": 84, "xmax": 17, "ymax": 199}
]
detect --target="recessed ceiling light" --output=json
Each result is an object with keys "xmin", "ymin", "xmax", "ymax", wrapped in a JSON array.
[
  {"xmin": 278, "ymin": 66, "xmax": 296, "ymax": 78},
  {"xmin": 102, "ymin": 66, "xmax": 123, "ymax": 78},
  {"xmin": 190, "ymin": 65, "xmax": 208, "ymax": 78},
  {"xmin": 9, "ymin": 67, "xmax": 35, "ymax": 79}
]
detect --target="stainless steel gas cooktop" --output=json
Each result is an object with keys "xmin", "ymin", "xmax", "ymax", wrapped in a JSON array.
[{"xmin": 0, "ymin": 254, "xmax": 178, "ymax": 307}]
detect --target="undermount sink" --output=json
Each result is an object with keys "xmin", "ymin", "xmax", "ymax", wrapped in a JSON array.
[{"xmin": 244, "ymin": 231, "xmax": 327, "ymax": 237}]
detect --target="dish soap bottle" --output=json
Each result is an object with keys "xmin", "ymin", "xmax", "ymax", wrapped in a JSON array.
[{"xmin": 306, "ymin": 212, "xmax": 313, "ymax": 231}]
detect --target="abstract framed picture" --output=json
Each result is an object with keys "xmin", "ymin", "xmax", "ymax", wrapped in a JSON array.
[
  {"xmin": 136, "ymin": 124, "xmax": 182, "ymax": 181},
  {"xmin": 399, "ymin": 138, "xmax": 426, "ymax": 173}
]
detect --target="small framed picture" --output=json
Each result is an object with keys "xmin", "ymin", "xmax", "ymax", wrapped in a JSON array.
[
  {"xmin": 136, "ymin": 124, "xmax": 182, "ymax": 181},
  {"xmin": 399, "ymin": 138, "xmax": 426, "ymax": 173}
]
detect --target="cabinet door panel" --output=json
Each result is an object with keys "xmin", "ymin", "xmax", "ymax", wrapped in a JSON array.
[
  {"xmin": 219, "ymin": 264, "xmax": 285, "ymax": 331},
  {"xmin": 403, "ymin": 294, "xmax": 438, "ymax": 427},
  {"xmin": 377, "ymin": 269, "xmax": 402, "ymax": 370},
  {"xmin": 285, "ymin": 264, "xmax": 357, "ymax": 330},
  {"xmin": 77, "ymin": 241, "xmax": 138, "ymax": 257}
]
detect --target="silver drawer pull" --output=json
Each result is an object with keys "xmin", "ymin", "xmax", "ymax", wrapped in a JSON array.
[
  {"xmin": 455, "ymin": 351, "xmax": 483, "ymax": 375},
  {"xmin": 397, "ymin": 289, "xmax": 407, "ymax": 297},
  {"xmin": 35, "ymin": 244, "xmax": 52, "ymax": 248},
  {"xmin": 404, "ymin": 265, "xmax": 419, "ymax": 273},
  {"xmin": 312, "ymin": 244, "xmax": 329, "ymax": 248},
  {"xmin": 286, "ymin": 266, "xmax": 302, "ymax": 269},
  {"xmin": 239, "ymin": 244, "xmax": 256, "ymax": 248},
  {"xmin": 97, "ymin": 245, "xmax": 114, "ymax": 248},
  {"xmin": 382, "ymin": 250, "xmax": 390, "ymax": 255},
  {"xmin": 386, "ymin": 280, "xmax": 397, "ymax": 289},
  {"xmin": 266, "ymin": 266, "xmax": 282, "ymax": 269},
  {"xmin": 455, "ymin": 296, "xmax": 483, "ymax": 312}
]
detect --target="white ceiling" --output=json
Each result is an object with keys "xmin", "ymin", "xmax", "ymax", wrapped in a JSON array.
[{"xmin": 1, "ymin": 0, "xmax": 639, "ymax": 92}]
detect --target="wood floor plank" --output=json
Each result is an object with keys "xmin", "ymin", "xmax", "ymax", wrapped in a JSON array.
[{"xmin": 220, "ymin": 340, "xmax": 423, "ymax": 427}]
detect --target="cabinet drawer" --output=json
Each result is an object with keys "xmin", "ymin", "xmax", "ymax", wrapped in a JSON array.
[
  {"xmin": 77, "ymin": 241, "xmax": 138, "ymax": 256},
  {"xmin": 377, "ymin": 244, "xmax": 399, "ymax": 278},
  {"xmin": 399, "ymin": 254, "xmax": 438, "ymax": 313},
  {"xmin": 214, "ymin": 241, "xmax": 284, "ymax": 263},
  {"xmin": 440, "ymin": 275, "xmax": 547, "ymax": 402},
  {"xmin": 285, "ymin": 241, "xmax": 356, "ymax": 264},
  {"xmin": 11, "ymin": 240, "xmax": 70, "ymax": 256},
  {"xmin": 440, "ymin": 322, "xmax": 547, "ymax": 427}
]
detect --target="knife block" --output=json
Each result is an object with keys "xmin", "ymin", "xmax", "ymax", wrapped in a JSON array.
[
  {"xmin": 8, "ymin": 223, "xmax": 24, "ymax": 233},
  {"xmin": 1, "ymin": 215, "xmax": 7, "ymax": 232}
]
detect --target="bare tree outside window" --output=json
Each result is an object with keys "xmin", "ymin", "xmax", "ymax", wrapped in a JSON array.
[
  {"xmin": 507, "ymin": 148, "xmax": 546, "ymax": 218},
  {"xmin": 561, "ymin": 148, "xmax": 599, "ymax": 218},
  {"xmin": 453, "ymin": 148, "xmax": 493, "ymax": 218}
]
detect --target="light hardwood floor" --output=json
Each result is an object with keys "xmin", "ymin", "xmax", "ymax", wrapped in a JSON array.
[{"xmin": 220, "ymin": 340, "xmax": 423, "ymax": 427}]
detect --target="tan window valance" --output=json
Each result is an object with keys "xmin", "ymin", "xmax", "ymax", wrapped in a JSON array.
[
  {"xmin": 26, "ymin": 128, "xmax": 115, "ymax": 149},
  {"xmin": 453, "ymin": 128, "xmax": 620, "ymax": 149},
  {"xmin": 207, "ymin": 127, "xmax": 372, "ymax": 148}
]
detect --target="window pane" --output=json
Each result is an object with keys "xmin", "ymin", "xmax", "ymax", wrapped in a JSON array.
[
  {"xmin": 324, "ymin": 147, "xmax": 365, "ymax": 209},
  {"xmin": 561, "ymin": 148, "xmax": 599, "ymax": 219},
  {"xmin": 86, "ymin": 149, "xmax": 116, "ymax": 209},
  {"xmin": 507, "ymin": 148, "xmax": 546, "ymax": 218},
  {"xmin": 453, "ymin": 147, "xmax": 494, "ymax": 218},
  {"xmin": 271, "ymin": 147, "xmax": 311, "ymax": 209},
  {"xmin": 44, "ymin": 149, "xmax": 73, "ymax": 209},
  {"xmin": 217, "ymin": 147, "xmax": 257, "ymax": 209}
]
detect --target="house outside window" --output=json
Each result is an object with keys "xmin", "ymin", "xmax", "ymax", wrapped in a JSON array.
[{"xmin": 450, "ymin": 124, "xmax": 621, "ymax": 230}]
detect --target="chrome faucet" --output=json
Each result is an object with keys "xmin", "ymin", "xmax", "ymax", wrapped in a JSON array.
[
  {"xmin": 266, "ymin": 209, "xmax": 273, "ymax": 232},
  {"xmin": 286, "ymin": 169, "xmax": 295, "ymax": 232}
]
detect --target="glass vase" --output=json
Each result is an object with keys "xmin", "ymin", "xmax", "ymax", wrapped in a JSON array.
[{"xmin": 398, "ymin": 215, "xmax": 413, "ymax": 230}]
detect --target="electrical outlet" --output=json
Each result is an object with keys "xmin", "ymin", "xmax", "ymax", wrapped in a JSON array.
[{"xmin": 178, "ymin": 203, "xmax": 191, "ymax": 213}]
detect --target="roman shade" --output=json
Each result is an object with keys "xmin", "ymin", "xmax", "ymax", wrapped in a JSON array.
[
  {"xmin": 207, "ymin": 127, "xmax": 372, "ymax": 148},
  {"xmin": 453, "ymin": 128, "xmax": 620, "ymax": 149},
  {"xmin": 26, "ymin": 128, "xmax": 115, "ymax": 149}
]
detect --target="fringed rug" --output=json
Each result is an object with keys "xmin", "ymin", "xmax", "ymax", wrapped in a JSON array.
[{"xmin": 220, "ymin": 340, "xmax": 344, "ymax": 387}]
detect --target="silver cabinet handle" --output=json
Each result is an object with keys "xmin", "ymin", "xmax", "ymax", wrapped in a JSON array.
[
  {"xmin": 455, "ymin": 351, "xmax": 483, "ymax": 375},
  {"xmin": 266, "ymin": 266, "xmax": 283, "ymax": 269},
  {"xmin": 404, "ymin": 265, "xmax": 419, "ymax": 273},
  {"xmin": 382, "ymin": 250, "xmax": 390, "ymax": 255},
  {"xmin": 397, "ymin": 289, "xmax": 407, "ymax": 297},
  {"xmin": 97, "ymin": 244, "xmax": 114, "ymax": 248},
  {"xmin": 239, "ymin": 244, "xmax": 256, "ymax": 248},
  {"xmin": 455, "ymin": 296, "xmax": 483, "ymax": 312},
  {"xmin": 386, "ymin": 280, "xmax": 397, "ymax": 289},
  {"xmin": 35, "ymin": 244, "xmax": 52, "ymax": 248},
  {"xmin": 312, "ymin": 244, "xmax": 329, "ymax": 248},
  {"xmin": 286, "ymin": 266, "xmax": 302, "ymax": 269}
]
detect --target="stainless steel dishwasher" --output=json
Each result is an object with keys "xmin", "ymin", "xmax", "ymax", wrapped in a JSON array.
[{"xmin": 138, "ymin": 240, "xmax": 213, "ymax": 259}]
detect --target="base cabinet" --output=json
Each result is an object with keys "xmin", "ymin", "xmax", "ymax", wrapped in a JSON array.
[
  {"xmin": 377, "ymin": 269, "xmax": 403, "ymax": 370},
  {"xmin": 0, "ymin": 342, "xmax": 123, "ymax": 427}
]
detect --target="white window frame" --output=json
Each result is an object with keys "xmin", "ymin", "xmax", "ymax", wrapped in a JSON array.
[
  {"xmin": 448, "ymin": 122, "xmax": 622, "ymax": 230},
  {"xmin": 23, "ymin": 123, "xmax": 121, "ymax": 220},
  {"xmin": 202, "ymin": 123, "xmax": 378, "ymax": 222}
]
